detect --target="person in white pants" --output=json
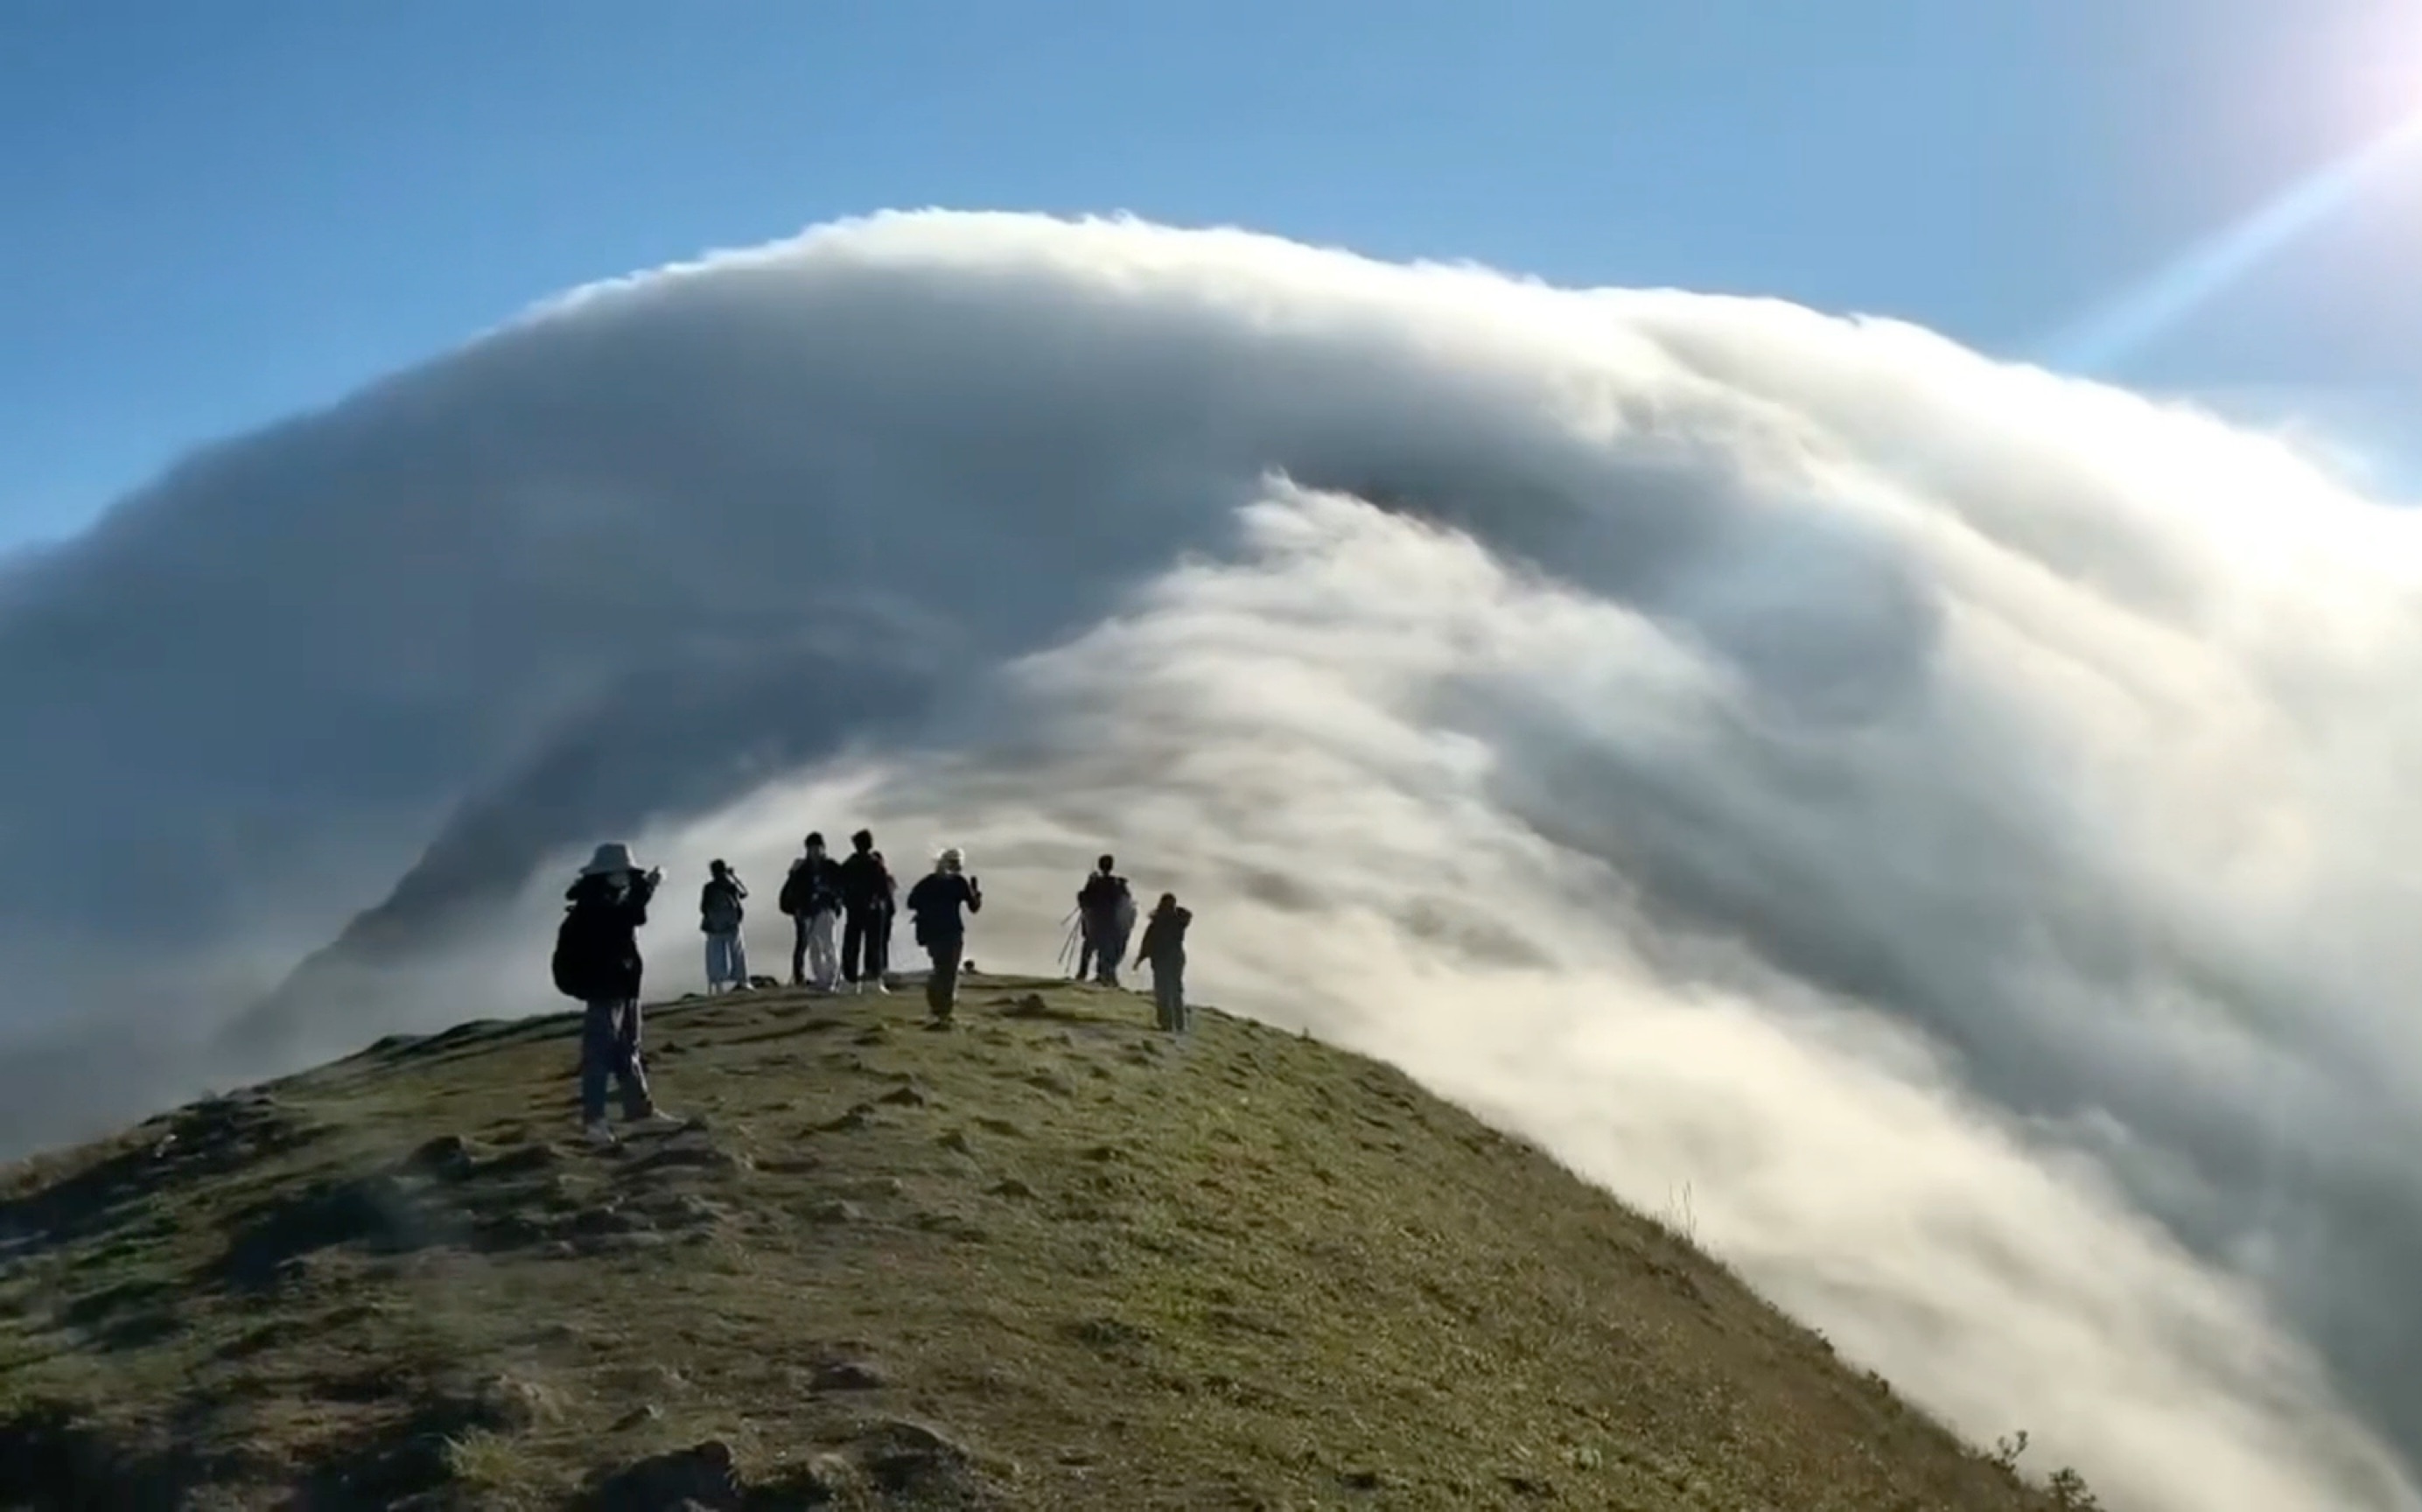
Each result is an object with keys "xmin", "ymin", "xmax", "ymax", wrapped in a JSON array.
[
  {"xmin": 699, "ymin": 858, "xmax": 748, "ymax": 993},
  {"xmin": 805, "ymin": 904, "xmax": 839, "ymax": 990},
  {"xmin": 781, "ymin": 832, "xmax": 844, "ymax": 990}
]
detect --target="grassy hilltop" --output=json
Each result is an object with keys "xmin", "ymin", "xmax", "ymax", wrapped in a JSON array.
[{"xmin": 0, "ymin": 976, "xmax": 2087, "ymax": 1510}]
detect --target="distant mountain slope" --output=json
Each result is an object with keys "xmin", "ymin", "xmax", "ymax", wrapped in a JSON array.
[{"xmin": 0, "ymin": 977, "xmax": 2087, "ymax": 1510}]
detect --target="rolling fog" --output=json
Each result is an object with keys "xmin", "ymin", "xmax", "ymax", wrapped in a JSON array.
[{"xmin": 4, "ymin": 211, "xmax": 2420, "ymax": 1511}]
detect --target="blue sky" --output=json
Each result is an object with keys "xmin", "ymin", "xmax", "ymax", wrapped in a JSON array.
[{"xmin": 4, "ymin": 0, "xmax": 2420, "ymax": 547}]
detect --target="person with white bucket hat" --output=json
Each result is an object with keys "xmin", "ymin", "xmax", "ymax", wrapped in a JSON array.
[
  {"xmin": 903, "ymin": 846, "xmax": 982, "ymax": 1024},
  {"xmin": 550, "ymin": 841, "xmax": 676, "ymax": 1144}
]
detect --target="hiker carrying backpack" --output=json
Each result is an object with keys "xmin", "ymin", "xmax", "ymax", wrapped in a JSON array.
[
  {"xmin": 1075, "ymin": 855, "xmax": 1134, "ymax": 987},
  {"xmin": 698, "ymin": 859, "xmax": 749, "ymax": 994},
  {"xmin": 553, "ymin": 843, "xmax": 669, "ymax": 1145},
  {"xmin": 553, "ymin": 853, "xmax": 659, "ymax": 1000}
]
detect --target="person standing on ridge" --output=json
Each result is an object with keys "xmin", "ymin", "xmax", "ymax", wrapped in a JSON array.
[
  {"xmin": 698, "ymin": 859, "xmax": 748, "ymax": 994},
  {"xmin": 551, "ymin": 843, "xmax": 676, "ymax": 1144},
  {"xmin": 1075, "ymin": 854, "xmax": 1135, "ymax": 988},
  {"xmin": 905, "ymin": 847, "xmax": 982, "ymax": 1025},
  {"xmin": 779, "ymin": 832, "xmax": 844, "ymax": 990},
  {"xmin": 838, "ymin": 830, "xmax": 894, "ymax": 994},
  {"xmin": 869, "ymin": 850, "xmax": 898, "ymax": 988},
  {"xmin": 1136, "ymin": 892, "xmax": 1194, "ymax": 1037}
]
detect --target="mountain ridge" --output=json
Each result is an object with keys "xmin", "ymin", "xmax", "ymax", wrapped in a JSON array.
[{"xmin": 0, "ymin": 975, "xmax": 2090, "ymax": 1509}]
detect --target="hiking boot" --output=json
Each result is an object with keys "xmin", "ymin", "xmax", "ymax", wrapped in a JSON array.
[{"xmin": 583, "ymin": 1120, "xmax": 619, "ymax": 1148}]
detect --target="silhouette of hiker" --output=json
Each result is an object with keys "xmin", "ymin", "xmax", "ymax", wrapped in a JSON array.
[
  {"xmin": 779, "ymin": 833, "xmax": 844, "ymax": 990},
  {"xmin": 868, "ymin": 850, "xmax": 897, "ymax": 986},
  {"xmin": 1137, "ymin": 892, "xmax": 1194, "ymax": 1035},
  {"xmin": 698, "ymin": 858, "xmax": 748, "ymax": 994},
  {"xmin": 1075, "ymin": 854, "xmax": 1135, "ymax": 987},
  {"xmin": 838, "ymin": 829, "xmax": 895, "ymax": 994},
  {"xmin": 905, "ymin": 847, "xmax": 982, "ymax": 1025},
  {"xmin": 552, "ymin": 843, "xmax": 675, "ymax": 1144}
]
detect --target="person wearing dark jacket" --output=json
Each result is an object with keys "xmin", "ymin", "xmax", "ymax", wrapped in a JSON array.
[
  {"xmin": 1135, "ymin": 892, "xmax": 1194, "ymax": 1035},
  {"xmin": 778, "ymin": 833, "xmax": 844, "ymax": 990},
  {"xmin": 1074, "ymin": 854, "xmax": 1135, "ymax": 988},
  {"xmin": 837, "ymin": 829, "xmax": 895, "ymax": 994},
  {"xmin": 559, "ymin": 842, "xmax": 672, "ymax": 1143},
  {"xmin": 903, "ymin": 847, "xmax": 981, "ymax": 1024},
  {"xmin": 699, "ymin": 858, "xmax": 748, "ymax": 994}
]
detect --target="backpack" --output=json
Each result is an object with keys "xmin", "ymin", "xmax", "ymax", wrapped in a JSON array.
[
  {"xmin": 778, "ymin": 862, "xmax": 813, "ymax": 917},
  {"xmin": 700, "ymin": 879, "xmax": 743, "ymax": 934},
  {"xmin": 551, "ymin": 903, "xmax": 610, "ymax": 1000}
]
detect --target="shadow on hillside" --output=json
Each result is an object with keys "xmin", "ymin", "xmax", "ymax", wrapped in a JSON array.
[
  {"xmin": 578, "ymin": 1418, "xmax": 1006, "ymax": 1511},
  {"xmin": 0, "ymin": 1093, "xmax": 322, "ymax": 1256},
  {"xmin": 200, "ymin": 1128, "xmax": 636, "ymax": 1290},
  {"xmin": 0, "ymin": 1401, "xmax": 235, "ymax": 1511},
  {"xmin": 208, "ymin": 1171, "xmax": 444, "ymax": 1292},
  {"xmin": 363, "ymin": 1014, "xmax": 574, "ymax": 1066},
  {"xmin": 54, "ymin": 1276, "xmax": 186, "ymax": 1353},
  {"xmin": 284, "ymin": 1390, "xmax": 520, "ymax": 1508},
  {"xmin": 987, "ymin": 991, "xmax": 1114, "ymax": 1026}
]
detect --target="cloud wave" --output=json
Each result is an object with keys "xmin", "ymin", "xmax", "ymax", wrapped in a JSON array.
[{"xmin": 5, "ymin": 210, "xmax": 2421, "ymax": 1509}]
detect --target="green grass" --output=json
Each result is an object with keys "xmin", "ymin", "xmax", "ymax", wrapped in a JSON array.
[{"xmin": 0, "ymin": 976, "xmax": 2083, "ymax": 1509}]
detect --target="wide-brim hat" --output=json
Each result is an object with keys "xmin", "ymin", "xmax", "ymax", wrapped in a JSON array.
[{"xmin": 581, "ymin": 841, "xmax": 643, "ymax": 877}]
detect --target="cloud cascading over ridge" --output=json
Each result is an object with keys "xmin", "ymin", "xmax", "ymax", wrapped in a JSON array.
[{"xmin": 4, "ymin": 210, "xmax": 2422, "ymax": 1510}]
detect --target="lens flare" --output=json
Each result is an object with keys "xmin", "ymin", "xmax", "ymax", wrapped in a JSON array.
[{"xmin": 2040, "ymin": 111, "xmax": 2422, "ymax": 374}]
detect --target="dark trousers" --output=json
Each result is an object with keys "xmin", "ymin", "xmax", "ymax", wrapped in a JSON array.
[
  {"xmin": 580, "ymin": 998, "xmax": 653, "ymax": 1123},
  {"xmin": 844, "ymin": 906, "xmax": 890, "ymax": 982},
  {"xmin": 1151, "ymin": 958, "xmax": 1188, "ymax": 1032},
  {"xmin": 1081, "ymin": 912, "xmax": 1129, "ymax": 986},
  {"xmin": 924, "ymin": 934, "xmax": 964, "ymax": 1020}
]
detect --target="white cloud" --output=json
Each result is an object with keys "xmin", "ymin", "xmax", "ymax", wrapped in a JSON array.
[{"xmin": 4, "ymin": 210, "xmax": 2419, "ymax": 1508}]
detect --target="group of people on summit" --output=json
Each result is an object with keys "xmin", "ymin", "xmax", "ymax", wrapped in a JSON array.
[
  {"xmin": 699, "ymin": 829, "xmax": 902, "ymax": 998},
  {"xmin": 1068, "ymin": 854, "xmax": 1194, "ymax": 1034},
  {"xmin": 549, "ymin": 831, "xmax": 1192, "ymax": 1144}
]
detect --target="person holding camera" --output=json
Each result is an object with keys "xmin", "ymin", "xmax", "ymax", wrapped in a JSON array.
[
  {"xmin": 904, "ymin": 846, "xmax": 982, "ymax": 1025},
  {"xmin": 552, "ymin": 842, "xmax": 675, "ymax": 1144},
  {"xmin": 699, "ymin": 858, "xmax": 749, "ymax": 994},
  {"xmin": 778, "ymin": 833, "xmax": 844, "ymax": 990}
]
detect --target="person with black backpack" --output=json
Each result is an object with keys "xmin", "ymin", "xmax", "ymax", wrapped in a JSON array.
[
  {"xmin": 904, "ymin": 846, "xmax": 981, "ymax": 1025},
  {"xmin": 698, "ymin": 859, "xmax": 748, "ymax": 994},
  {"xmin": 837, "ymin": 830, "xmax": 894, "ymax": 994},
  {"xmin": 778, "ymin": 833, "xmax": 844, "ymax": 990},
  {"xmin": 1136, "ymin": 892, "xmax": 1194, "ymax": 1036},
  {"xmin": 1075, "ymin": 854, "xmax": 1136, "ymax": 988},
  {"xmin": 551, "ymin": 842, "xmax": 675, "ymax": 1145}
]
